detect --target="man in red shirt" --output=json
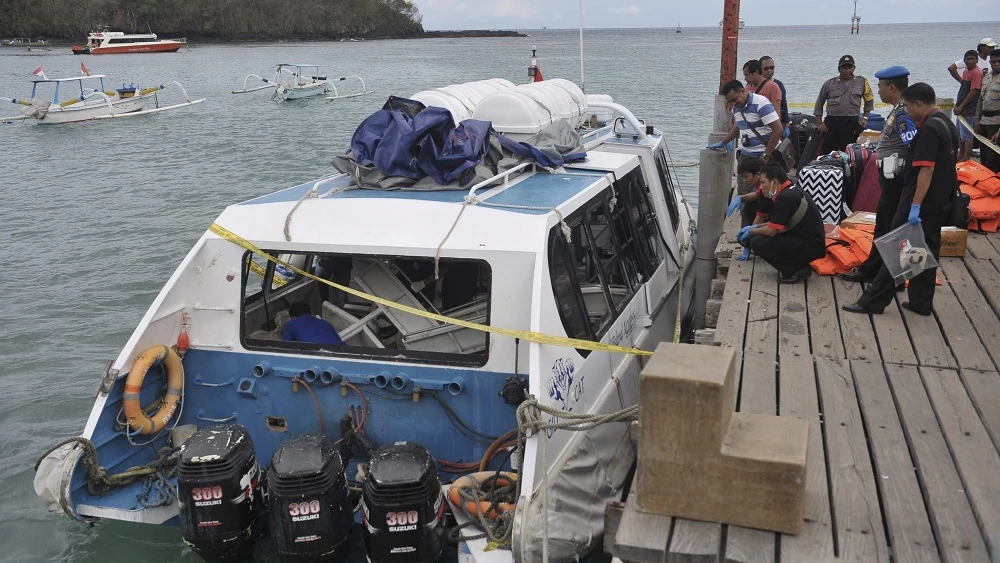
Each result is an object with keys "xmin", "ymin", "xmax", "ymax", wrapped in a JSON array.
[{"xmin": 744, "ymin": 59, "xmax": 783, "ymax": 110}]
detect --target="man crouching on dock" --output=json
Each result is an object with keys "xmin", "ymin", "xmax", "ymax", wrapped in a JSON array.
[{"xmin": 736, "ymin": 164, "xmax": 827, "ymax": 284}]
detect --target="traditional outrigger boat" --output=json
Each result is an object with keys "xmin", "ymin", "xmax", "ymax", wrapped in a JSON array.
[
  {"xmin": 35, "ymin": 51, "xmax": 696, "ymax": 563},
  {"xmin": 1, "ymin": 71, "xmax": 204, "ymax": 124},
  {"xmin": 233, "ymin": 63, "xmax": 373, "ymax": 101}
]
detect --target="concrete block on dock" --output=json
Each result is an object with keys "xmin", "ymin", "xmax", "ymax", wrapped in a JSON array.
[{"xmin": 635, "ymin": 343, "xmax": 809, "ymax": 535}]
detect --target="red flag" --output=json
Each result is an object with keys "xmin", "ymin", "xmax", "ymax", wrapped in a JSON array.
[
  {"xmin": 80, "ymin": 62, "xmax": 90, "ymax": 76},
  {"xmin": 32, "ymin": 66, "xmax": 43, "ymax": 76}
]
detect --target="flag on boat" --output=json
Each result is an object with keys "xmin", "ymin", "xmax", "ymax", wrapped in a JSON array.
[
  {"xmin": 80, "ymin": 62, "xmax": 90, "ymax": 76},
  {"xmin": 32, "ymin": 66, "xmax": 44, "ymax": 76}
]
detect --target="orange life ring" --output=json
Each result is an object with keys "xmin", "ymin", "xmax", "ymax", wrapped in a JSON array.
[
  {"xmin": 447, "ymin": 471, "xmax": 517, "ymax": 520},
  {"xmin": 123, "ymin": 345, "xmax": 184, "ymax": 435}
]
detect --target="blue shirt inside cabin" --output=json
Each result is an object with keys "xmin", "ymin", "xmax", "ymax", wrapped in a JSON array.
[{"xmin": 282, "ymin": 315, "xmax": 346, "ymax": 346}]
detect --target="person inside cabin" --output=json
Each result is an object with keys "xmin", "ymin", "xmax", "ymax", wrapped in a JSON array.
[
  {"xmin": 282, "ymin": 301, "xmax": 345, "ymax": 346},
  {"xmin": 954, "ymin": 50, "xmax": 983, "ymax": 162},
  {"xmin": 813, "ymin": 55, "xmax": 875, "ymax": 153},
  {"xmin": 976, "ymin": 49, "xmax": 1000, "ymax": 172},
  {"xmin": 708, "ymin": 80, "xmax": 783, "ymax": 194},
  {"xmin": 842, "ymin": 83, "xmax": 960, "ymax": 316},
  {"xmin": 737, "ymin": 164, "xmax": 827, "ymax": 284},
  {"xmin": 759, "ymin": 56, "xmax": 791, "ymax": 137}
]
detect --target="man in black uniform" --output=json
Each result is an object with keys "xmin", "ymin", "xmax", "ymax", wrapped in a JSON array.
[
  {"xmin": 737, "ymin": 164, "xmax": 827, "ymax": 284},
  {"xmin": 841, "ymin": 65, "xmax": 917, "ymax": 283},
  {"xmin": 843, "ymin": 83, "xmax": 960, "ymax": 316},
  {"xmin": 814, "ymin": 55, "xmax": 875, "ymax": 153}
]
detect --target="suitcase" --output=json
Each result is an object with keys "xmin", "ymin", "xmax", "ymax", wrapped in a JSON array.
[
  {"xmin": 843, "ymin": 143, "xmax": 872, "ymax": 206},
  {"xmin": 789, "ymin": 112, "xmax": 817, "ymax": 165},
  {"xmin": 797, "ymin": 131, "xmax": 825, "ymax": 170},
  {"xmin": 797, "ymin": 158, "xmax": 847, "ymax": 223},
  {"xmin": 866, "ymin": 112, "xmax": 885, "ymax": 133}
]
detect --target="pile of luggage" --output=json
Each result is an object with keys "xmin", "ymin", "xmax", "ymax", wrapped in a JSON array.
[{"xmin": 957, "ymin": 160, "xmax": 1000, "ymax": 232}]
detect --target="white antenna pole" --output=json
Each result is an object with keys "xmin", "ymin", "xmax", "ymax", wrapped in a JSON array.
[{"xmin": 578, "ymin": 0, "xmax": 586, "ymax": 92}]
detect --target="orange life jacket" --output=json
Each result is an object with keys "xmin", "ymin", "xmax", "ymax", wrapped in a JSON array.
[{"xmin": 956, "ymin": 161, "xmax": 1000, "ymax": 197}]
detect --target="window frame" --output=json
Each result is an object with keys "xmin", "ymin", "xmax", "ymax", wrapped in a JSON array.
[
  {"xmin": 652, "ymin": 145, "xmax": 682, "ymax": 232},
  {"xmin": 239, "ymin": 251, "xmax": 493, "ymax": 368}
]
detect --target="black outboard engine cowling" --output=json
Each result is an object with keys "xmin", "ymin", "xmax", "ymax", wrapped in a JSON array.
[
  {"xmin": 178, "ymin": 424, "xmax": 263, "ymax": 563},
  {"xmin": 267, "ymin": 434, "xmax": 353, "ymax": 562},
  {"xmin": 362, "ymin": 442, "xmax": 445, "ymax": 563}
]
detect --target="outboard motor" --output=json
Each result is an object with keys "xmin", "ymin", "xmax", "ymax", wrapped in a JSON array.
[
  {"xmin": 362, "ymin": 442, "xmax": 445, "ymax": 563},
  {"xmin": 267, "ymin": 434, "xmax": 353, "ymax": 562},
  {"xmin": 178, "ymin": 424, "xmax": 263, "ymax": 563}
]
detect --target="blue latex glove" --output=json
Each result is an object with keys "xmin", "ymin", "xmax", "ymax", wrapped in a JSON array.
[
  {"xmin": 783, "ymin": 126, "xmax": 791, "ymax": 139},
  {"xmin": 735, "ymin": 248, "xmax": 752, "ymax": 261},
  {"xmin": 738, "ymin": 225, "xmax": 754, "ymax": 246},
  {"xmin": 707, "ymin": 141, "xmax": 725, "ymax": 150},
  {"xmin": 726, "ymin": 196, "xmax": 743, "ymax": 217},
  {"xmin": 908, "ymin": 204, "xmax": 922, "ymax": 225}
]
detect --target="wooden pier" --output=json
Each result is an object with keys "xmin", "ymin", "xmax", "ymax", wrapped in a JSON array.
[{"xmin": 606, "ymin": 213, "xmax": 1000, "ymax": 563}]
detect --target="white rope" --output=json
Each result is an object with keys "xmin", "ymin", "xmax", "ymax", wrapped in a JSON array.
[
  {"xmin": 434, "ymin": 200, "xmax": 472, "ymax": 280},
  {"xmin": 283, "ymin": 186, "xmax": 319, "ymax": 241}
]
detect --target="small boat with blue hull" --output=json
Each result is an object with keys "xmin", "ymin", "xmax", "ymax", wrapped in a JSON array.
[{"xmin": 36, "ymin": 65, "xmax": 696, "ymax": 563}]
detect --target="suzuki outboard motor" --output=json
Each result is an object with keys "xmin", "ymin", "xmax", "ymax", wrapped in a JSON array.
[
  {"xmin": 362, "ymin": 442, "xmax": 445, "ymax": 563},
  {"xmin": 178, "ymin": 424, "xmax": 263, "ymax": 563},
  {"xmin": 268, "ymin": 434, "xmax": 353, "ymax": 562}
]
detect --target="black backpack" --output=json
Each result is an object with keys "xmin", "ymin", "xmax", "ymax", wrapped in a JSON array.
[{"xmin": 926, "ymin": 112, "xmax": 970, "ymax": 227}]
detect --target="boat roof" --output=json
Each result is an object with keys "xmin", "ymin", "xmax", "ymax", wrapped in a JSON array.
[
  {"xmin": 31, "ymin": 75, "xmax": 106, "ymax": 83},
  {"xmin": 212, "ymin": 151, "xmax": 639, "ymax": 255},
  {"xmin": 278, "ymin": 63, "xmax": 320, "ymax": 68}
]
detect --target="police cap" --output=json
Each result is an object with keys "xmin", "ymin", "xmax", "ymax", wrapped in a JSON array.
[
  {"xmin": 874, "ymin": 65, "xmax": 910, "ymax": 80},
  {"xmin": 838, "ymin": 54, "xmax": 856, "ymax": 68}
]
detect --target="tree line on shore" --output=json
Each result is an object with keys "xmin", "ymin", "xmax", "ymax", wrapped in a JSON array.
[{"xmin": 0, "ymin": 0, "xmax": 424, "ymax": 40}]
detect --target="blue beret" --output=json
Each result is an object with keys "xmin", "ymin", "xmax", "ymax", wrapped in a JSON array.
[{"xmin": 874, "ymin": 65, "xmax": 910, "ymax": 79}]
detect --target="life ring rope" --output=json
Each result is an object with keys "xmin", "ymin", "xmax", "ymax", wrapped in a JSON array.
[
  {"xmin": 446, "ymin": 471, "xmax": 518, "ymax": 521},
  {"xmin": 123, "ymin": 345, "xmax": 184, "ymax": 435}
]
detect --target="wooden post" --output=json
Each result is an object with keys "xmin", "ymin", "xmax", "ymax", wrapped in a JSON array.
[{"xmin": 635, "ymin": 343, "xmax": 809, "ymax": 534}]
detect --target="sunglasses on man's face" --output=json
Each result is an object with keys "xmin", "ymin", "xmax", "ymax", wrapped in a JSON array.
[{"xmin": 762, "ymin": 65, "xmax": 775, "ymax": 71}]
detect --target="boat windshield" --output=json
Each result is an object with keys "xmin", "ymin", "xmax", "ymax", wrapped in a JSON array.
[{"xmin": 241, "ymin": 253, "xmax": 491, "ymax": 366}]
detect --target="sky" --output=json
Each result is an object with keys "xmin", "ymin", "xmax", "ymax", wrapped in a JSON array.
[{"xmin": 409, "ymin": 0, "xmax": 998, "ymax": 30}]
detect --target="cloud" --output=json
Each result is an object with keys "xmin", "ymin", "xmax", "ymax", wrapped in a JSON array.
[
  {"xmin": 490, "ymin": 0, "xmax": 540, "ymax": 19},
  {"xmin": 609, "ymin": 5, "xmax": 642, "ymax": 15}
]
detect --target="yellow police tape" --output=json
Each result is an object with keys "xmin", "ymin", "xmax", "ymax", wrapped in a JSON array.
[
  {"xmin": 209, "ymin": 223, "xmax": 654, "ymax": 357},
  {"xmin": 786, "ymin": 101, "xmax": 956, "ymax": 110},
  {"xmin": 957, "ymin": 115, "xmax": 1000, "ymax": 157}
]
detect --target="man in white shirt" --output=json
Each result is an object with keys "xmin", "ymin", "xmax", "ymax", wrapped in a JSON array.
[{"xmin": 948, "ymin": 38, "xmax": 996, "ymax": 82}]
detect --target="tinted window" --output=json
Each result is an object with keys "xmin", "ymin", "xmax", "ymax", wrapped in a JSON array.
[{"xmin": 653, "ymin": 146, "xmax": 682, "ymax": 231}]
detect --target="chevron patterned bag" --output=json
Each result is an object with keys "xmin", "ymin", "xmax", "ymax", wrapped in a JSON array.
[{"xmin": 797, "ymin": 159, "xmax": 847, "ymax": 223}]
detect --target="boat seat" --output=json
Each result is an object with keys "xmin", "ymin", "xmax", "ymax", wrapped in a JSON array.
[
  {"xmin": 350, "ymin": 260, "xmax": 486, "ymax": 354},
  {"xmin": 321, "ymin": 301, "xmax": 384, "ymax": 349},
  {"xmin": 248, "ymin": 309, "xmax": 291, "ymax": 340}
]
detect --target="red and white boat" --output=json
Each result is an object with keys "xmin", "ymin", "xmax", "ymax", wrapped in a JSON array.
[{"xmin": 72, "ymin": 30, "xmax": 186, "ymax": 55}]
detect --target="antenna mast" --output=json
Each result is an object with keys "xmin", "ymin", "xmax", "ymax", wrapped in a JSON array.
[
  {"xmin": 578, "ymin": 0, "xmax": 586, "ymax": 93},
  {"xmin": 851, "ymin": 0, "xmax": 861, "ymax": 34}
]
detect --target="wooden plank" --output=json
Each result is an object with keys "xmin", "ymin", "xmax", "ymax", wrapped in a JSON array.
[
  {"xmin": 965, "ymin": 232, "xmax": 1000, "ymax": 261},
  {"xmin": 884, "ymin": 364, "xmax": 991, "ymax": 562},
  {"xmin": 957, "ymin": 369, "xmax": 1000, "ymax": 455},
  {"xmin": 695, "ymin": 329, "xmax": 719, "ymax": 346},
  {"xmin": 921, "ymin": 367, "xmax": 1000, "ymax": 554},
  {"xmin": 965, "ymin": 257, "xmax": 1000, "ymax": 314},
  {"xmin": 605, "ymin": 500, "xmax": 625, "ymax": 556},
  {"xmin": 850, "ymin": 361, "xmax": 939, "ymax": 562},
  {"xmin": 939, "ymin": 259, "xmax": 1000, "ymax": 372},
  {"xmin": 778, "ymin": 355, "xmax": 835, "ymax": 562},
  {"xmin": 714, "ymin": 258, "xmax": 753, "ymax": 349},
  {"xmin": 706, "ymin": 299, "xmax": 722, "ymax": 329},
  {"xmin": 667, "ymin": 519, "xmax": 720, "ymax": 563},
  {"xmin": 926, "ymin": 264, "xmax": 993, "ymax": 371},
  {"xmin": 870, "ymin": 298, "xmax": 918, "ymax": 366},
  {"xmin": 805, "ymin": 277, "xmax": 846, "ymax": 360},
  {"xmin": 744, "ymin": 259, "xmax": 778, "ymax": 356},
  {"xmin": 831, "ymin": 278, "xmax": 880, "ymax": 362},
  {"xmin": 725, "ymin": 350, "xmax": 776, "ymax": 563},
  {"xmin": 898, "ymin": 291, "xmax": 958, "ymax": 369},
  {"xmin": 778, "ymin": 279, "xmax": 810, "ymax": 358},
  {"xmin": 616, "ymin": 490, "xmax": 673, "ymax": 563},
  {"xmin": 815, "ymin": 358, "xmax": 888, "ymax": 561}
]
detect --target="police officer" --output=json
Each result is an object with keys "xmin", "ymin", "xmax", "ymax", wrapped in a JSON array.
[
  {"xmin": 814, "ymin": 55, "xmax": 875, "ymax": 153},
  {"xmin": 843, "ymin": 83, "xmax": 960, "ymax": 316},
  {"xmin": 737, "ymin": 164, "xmax": 827, "ymax": 284},
  {"xmin": 841, "ymin": 65, "xmax": 917, "ymax": 283}
]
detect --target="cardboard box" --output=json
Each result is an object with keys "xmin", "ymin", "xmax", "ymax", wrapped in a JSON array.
[
  {"xmin": 856, "ymin": 130, "xmax": 880, "ymax": 144},
  {"xmin": 941, "ymin": 227, "xmax": 968, "ymax": 257},
  {"xmin": 840, "ymin": 211, "xmax": 877, "ymax": 230}
]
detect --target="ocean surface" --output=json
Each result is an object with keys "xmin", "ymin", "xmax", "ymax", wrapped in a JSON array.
[{"xmin": 1, "ymin": 22, "xmax": 997, "ymax": 562}]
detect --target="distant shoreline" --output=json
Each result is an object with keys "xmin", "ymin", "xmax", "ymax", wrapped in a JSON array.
[{"xmin": 0, "ymin": 30, "xmax": 528, "ymax": 46}]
